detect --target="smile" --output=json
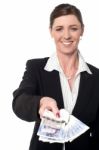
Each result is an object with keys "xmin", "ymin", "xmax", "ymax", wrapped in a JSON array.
[{"xmin": 62, "ymin": 41, "xmax": 73, "ymax": 45}]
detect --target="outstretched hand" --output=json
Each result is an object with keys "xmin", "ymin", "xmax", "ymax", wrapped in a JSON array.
[{"xmin": 39, "ymin": 97, "xmax": 60, "ymax": 119}]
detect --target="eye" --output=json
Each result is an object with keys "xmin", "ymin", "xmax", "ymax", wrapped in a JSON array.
[
  {"xmin": 71, "ymin": 27, "xmax": 78, "ymax": 31},
  {"xmin": 55, "ymin": 27, "xmax": 63, "ymax": 31}
]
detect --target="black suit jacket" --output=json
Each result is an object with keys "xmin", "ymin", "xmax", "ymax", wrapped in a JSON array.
[{"xmin": 12, "ymin": 58, "xmax": 99, "ymax": 150}]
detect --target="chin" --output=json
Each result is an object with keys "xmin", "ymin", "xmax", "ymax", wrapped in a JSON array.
[{"xmin": 63, "ymin": 50, "xmax": 77, "ymax": 55}]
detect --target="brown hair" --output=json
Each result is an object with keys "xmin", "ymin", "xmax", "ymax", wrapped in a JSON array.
[{"xmin": 50, "ymin": 3, "xmax": 84, "ymax": 28}]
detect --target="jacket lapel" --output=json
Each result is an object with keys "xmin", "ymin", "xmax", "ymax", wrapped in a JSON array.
[{"xmin": 72, "ymin": 72, "xmax": 93, "ymax": 118}]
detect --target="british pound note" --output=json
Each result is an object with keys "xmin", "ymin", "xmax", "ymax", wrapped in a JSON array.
[{"xmin": 37, "ymin": 109, "xmax": 89, "ymax": 143}]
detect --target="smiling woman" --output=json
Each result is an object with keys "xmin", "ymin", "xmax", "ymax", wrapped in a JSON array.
[
  {"xmin": 12, "ymin": 3, "xmax": 99, "ymax": 150},
  {"xmin": 49, "ymin": 4, "xmax": 84, "ymax": 87}
]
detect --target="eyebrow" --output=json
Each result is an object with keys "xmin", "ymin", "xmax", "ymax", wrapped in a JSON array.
[
  {"xmin": 69, "ymin": 24, "xmax": 80, "ymax": 27},
  {"xmin": 54, "ymin": 26, "xmax": 63, "ymax": 28}
]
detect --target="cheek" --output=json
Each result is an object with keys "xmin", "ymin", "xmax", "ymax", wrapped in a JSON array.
[
  {"xmin": 75, "ymin": 34, "xmax": 81, "ymax": 41},
  {"xmin": 53, "ymin": 35, "xmax": 60, "ymax": 43},
  {"xmin": 52, "ymin": 32, "xmax": 62, "ymax": 40}
]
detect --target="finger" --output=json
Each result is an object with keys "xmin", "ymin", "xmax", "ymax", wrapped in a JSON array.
[{"xmin": 51, "ymin": 105, "xmax": 60, "ymax": 117}]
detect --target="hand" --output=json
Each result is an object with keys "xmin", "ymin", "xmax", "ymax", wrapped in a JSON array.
[{"xmin": 39, "ymin": 97, "xmax": 60, "ymax": 119}]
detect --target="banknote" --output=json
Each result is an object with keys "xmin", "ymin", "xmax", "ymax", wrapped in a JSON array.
[
  {"xmin": 37, "ymin": 115, "xmax": 66, "ymax": 141},
  {"xmin": 37, "ymin": 109, "xmax": 89, "ymax": 143}
]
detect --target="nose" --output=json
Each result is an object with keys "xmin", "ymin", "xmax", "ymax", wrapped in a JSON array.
[{"xmin": 63, "ymin": 29, "xmax": 71, "ymax": 40}]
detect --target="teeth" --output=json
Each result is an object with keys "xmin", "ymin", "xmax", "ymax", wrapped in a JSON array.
[{"xmin": 63, "ymin": 42, "xmax": 72, "ymax": 45}]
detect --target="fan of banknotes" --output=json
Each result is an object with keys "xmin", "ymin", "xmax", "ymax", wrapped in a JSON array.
[{"xmin": 37, "ymin": 109, "xmax": 89, "ymax": 143}]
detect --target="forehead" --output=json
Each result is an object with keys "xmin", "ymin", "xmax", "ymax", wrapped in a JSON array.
[{"xmin": 52, "ymin": 15, "xmax": 81, "ymax": 27}]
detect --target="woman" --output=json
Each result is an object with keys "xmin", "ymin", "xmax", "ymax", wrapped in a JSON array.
[{"xmin": 12, "ymin": 3, "xmax": 99, "ymax": 150}]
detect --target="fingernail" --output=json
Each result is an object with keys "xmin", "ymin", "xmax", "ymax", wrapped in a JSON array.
[{"xmin": 56, "ymin": 112, "xmax": 60, "ymax": 117}]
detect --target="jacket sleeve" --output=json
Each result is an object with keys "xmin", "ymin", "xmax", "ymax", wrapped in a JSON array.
[{"xmin": 12, "ymin": 59, "xmax": 43, "ymax": 122}]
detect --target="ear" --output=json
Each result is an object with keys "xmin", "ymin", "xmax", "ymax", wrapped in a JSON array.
[
  {"xmin": 81, "ymin": 25, "xmax": 84, "ymax": 36},
  {"xmin": 49, "ymin": 27, "xmax": 53, "ymax": 38}
]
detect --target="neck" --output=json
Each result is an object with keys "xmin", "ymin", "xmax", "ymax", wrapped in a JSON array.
[{"xmin": 57, "ymin": 51, "xmax": 79, "ymax": 78}]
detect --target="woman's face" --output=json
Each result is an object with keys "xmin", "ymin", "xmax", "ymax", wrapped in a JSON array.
[{"xmin": 50, "ymin": 15, "xmax": 84, "ymax": 55}]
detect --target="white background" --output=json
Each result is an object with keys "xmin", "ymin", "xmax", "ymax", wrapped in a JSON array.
[{"xmin": 0, "ymin": 0, "xmax": 99, "ymax": 149}]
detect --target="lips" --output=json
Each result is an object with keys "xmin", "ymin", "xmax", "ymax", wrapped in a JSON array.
[{"xmin": 62, "ymin": 41, "xmax": 73, "ymax": 46}]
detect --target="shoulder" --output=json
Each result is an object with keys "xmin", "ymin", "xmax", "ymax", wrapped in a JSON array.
[
  {"xmin": 26, "ymin": 57, "xmax": 49, "ymax": 70},
  {"xmin": 87, "ymin": 63, "xmax": 99, "ymax": 73},
  {"xmin": 87, "ymin": 63, "xmax": 99, "ymax": 77}
]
